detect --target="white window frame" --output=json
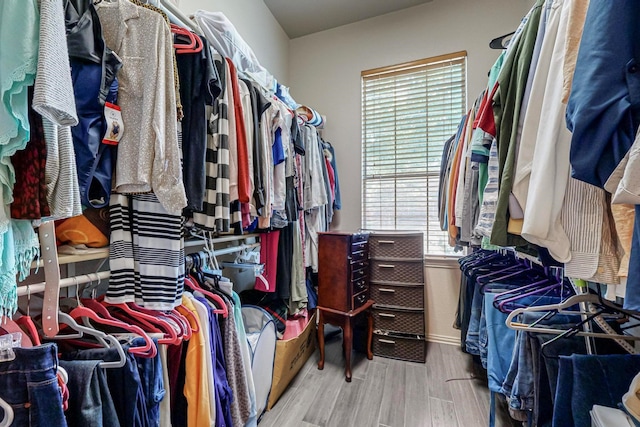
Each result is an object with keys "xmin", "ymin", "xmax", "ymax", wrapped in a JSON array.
[{"xmin": 361, "ymin": 51, "xmax": 467, "ymax": 256}]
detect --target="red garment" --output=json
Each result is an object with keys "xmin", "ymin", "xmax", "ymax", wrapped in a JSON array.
[
  {"xmin": 225, "ymin": 58, "xmax": 250, "ymax": 203},
  {"xmin": 255, "ymin": 230, "xmax": 280, "ymax": 292},
  {"xmin": 476, "ymin": 83, "xmax": 499, "ymax": 137},
  {"xmin": 325, "ymin": 156, "xmax": 335, "ymax": 205},
  {"xmin": 241, "ymin": 202, "xmax": 251, "ymax": 229},
  {"xmin": 11, "ymin": 97, "xmax": 50, "ymax": 220}
]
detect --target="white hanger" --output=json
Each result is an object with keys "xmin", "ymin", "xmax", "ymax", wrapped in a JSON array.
[
  {"xmin": 53, "ymin": 312, "xmax": 127, "ymax": 369},
  {"xmin": 0, "ymin": 397, "xmax": 13, "ymax": 427},
  {"xmin": 505, "ymin": 293, "xmax": 640, "ymax": 341}
]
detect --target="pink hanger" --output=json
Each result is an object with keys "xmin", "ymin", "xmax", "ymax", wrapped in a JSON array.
[
  {"xmin": 184, "ymin": 275, "xmax": 228, "ymax": 318},
  {"xmin": 69, "ymin": 305, "xmax": 157, "ymax": 358}
]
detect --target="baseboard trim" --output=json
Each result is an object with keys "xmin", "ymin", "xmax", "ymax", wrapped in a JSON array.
[{"xmin": 426, "ymin": 334, "xmax": 460, "ymax": 346}]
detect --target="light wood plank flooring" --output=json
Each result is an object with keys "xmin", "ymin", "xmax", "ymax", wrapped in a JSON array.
[{"xmin": 259, "ymin": 334, "xmax": 520, "ymax": 427}]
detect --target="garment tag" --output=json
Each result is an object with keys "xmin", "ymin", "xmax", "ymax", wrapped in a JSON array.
[{"xmin": 103, "ymin": 102, "xmax": 124, "ymax": 145}]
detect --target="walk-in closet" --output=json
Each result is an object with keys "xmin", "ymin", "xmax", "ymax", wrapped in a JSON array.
[{"xmin": 1, "ymin": 0, "xmax": 639, "ymax": 426}]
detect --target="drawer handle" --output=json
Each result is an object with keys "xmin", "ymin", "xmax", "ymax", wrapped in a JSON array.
[
  {"xmin": 379, "ymin": 288, "xmax": 396, "ymax": 293},
  {"xmin": 379, "ymin": 264, "xmax": 395, "ymax": 268},
  {"xmin": 379, "ymin": 339, "xmax": 396, "ymax": 345},
  {"xmin": 379, "ymin": 313, "xmax": 396, "ymax": 319},
  {"xmin": 378, "ymin": 240, "xmax": 395, "ymax": 244}
]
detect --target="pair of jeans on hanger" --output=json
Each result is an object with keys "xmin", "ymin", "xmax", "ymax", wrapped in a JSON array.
[{"xmin": 0, "ymin": 343, "xmax": 66, "ymax": 427}]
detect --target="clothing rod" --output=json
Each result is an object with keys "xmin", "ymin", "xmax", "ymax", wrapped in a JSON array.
[
  {"xmin": 184, "ymin": 233, "xmax": 259, "ymax": 248},
  {"xmin": 17, "ymin": 271, "xmax": 111, "ymax": 297},
  {"xmin": 18, "ymin": 242, "xmax": 261, "ymax": 297},
  {"xmin": 154, "ymin": 0, "xmax": 202, "ymax": 34},
  {"xmin": 187, "ymin": 242, "xmax": 260, "ymax": 258}
]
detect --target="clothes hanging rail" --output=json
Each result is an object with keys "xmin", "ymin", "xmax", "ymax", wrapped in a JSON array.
[
  {"xmin": 18, "ymin": 242, "xmax": 260, "ymax": 297},
  {"xmin": 149, "ymin": 0, "xmax": 202, "ymax": 34}
]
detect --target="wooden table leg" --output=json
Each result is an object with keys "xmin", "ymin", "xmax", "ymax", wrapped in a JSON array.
[
  {"xmin": 344, "ymin": 316, "xmax": 353, "ymax": 382},
  {"xmin": 317, "ymin": 310, "xmax": 325, "ymax": 370},
  {"xmin": 366, "ymin": 308, "xmax": 374, "ymax": 360}
]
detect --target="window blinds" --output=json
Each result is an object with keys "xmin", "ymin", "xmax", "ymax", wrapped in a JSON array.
[{"xmin": 361, "ymin": 52, "xmax": 467, "ymax": 255}]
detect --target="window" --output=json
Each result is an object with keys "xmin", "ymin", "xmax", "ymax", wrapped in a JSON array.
[{"xmin": 361, "ymin": 52, "xmax": 467, "ymax": 255}]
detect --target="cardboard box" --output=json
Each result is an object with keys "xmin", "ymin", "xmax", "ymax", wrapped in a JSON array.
[{"xmin": 267, "ymin": 312, "xmax": 317, "ymax": 410}]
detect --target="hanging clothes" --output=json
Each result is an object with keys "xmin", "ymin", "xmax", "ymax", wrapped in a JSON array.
[
  {"xmin": 176, "ymin": 36, "xmax": 220, "ymax": 213},
  {"xmin": 193, "ymin": 55, "xmax": 231, "ymax": 233},
  {"xmin": 490, "ymin": 0, "xmax": 544, "ymax": 249},
  {"xmin": 0, "ymin": 0, "xmax": 39, "ymax": 233},
  {"xmin": 193, "ymin": 10, "xmax": 275, "ymax": 91},
  {"xmin": 96, "ymin": 0, "xmax": 186, "ymax": 214}
]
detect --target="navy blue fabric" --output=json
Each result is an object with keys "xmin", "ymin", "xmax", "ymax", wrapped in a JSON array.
[
  {"xmin": 553, "ymin": 354, "xmax": 640, "ymax": 427},
  {"xmin": 566, "ymin": 0, "xmax": 640, "ymax": 187},
  {"xmin": 0, "ymin": 344, "xmax": 67, "ymax": 427},
  {"xmin": 273, "ymin": 128, "xmax": 285, "ymax": 165},
  {"xmin": 176, "ymin": 36, "xmax": 220, "ymax": 213},
  {"xmin": 69, "ymin": 60, "xmax": 118, "ymax": 208},
  {"xmin": 60, "ymin": 359, "xmax": 121, "ymax": 427},
  {"xmin": 133, "ymin": 339, "xmax": 164, "ymax": 427},
  {"xmin": 195, "ymin": 297, "xmax": 234, "ymax": 427},
  {"xmin": 61, "ymin": 347, "xmax": 150, "ymax": 427},
  {"xmin": 625, "ymin": 206, "xmax": 640, "ymax": 311}
]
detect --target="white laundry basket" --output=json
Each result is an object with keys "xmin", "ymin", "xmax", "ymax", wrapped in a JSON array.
[{"xmin": 241, "ymin": 305, "xmax": 277, "ymax": 419}]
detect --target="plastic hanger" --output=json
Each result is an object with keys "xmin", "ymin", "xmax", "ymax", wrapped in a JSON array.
[
  {"xmin": 497, "ymin": 281, "xmax": 571, "ymax": 314},
  {"xmin": 184, "ymin": 275, "xmax": 228, "ymax": 318},
  {"xmin": 55, "ymin": 312, "xmax": 127, "ymax": 368},
  {"xmin": 99, "ymin": 298, "xmax": 181, "ymax": 345},
  {"xmin": 461, "ymin": 251, "xmax": 504, "ymax": 270},
  {"xmin": 172, "ymin": 24, "xmax": 202, "ymax": 53},
  {"xmin": 68, "ymin": 306, "xmax": 157, "ymax": 358},
  {"xmin": 175, "ymin": 304, "xmax": 200, "ymax": 333},
  {"xmin": 490, "ymin": 31, "xmax": 515, "ymax": 49},
  {"xmin": 15, "ymin": 285, "xmax": 41, "ymax": 345},
  {"xmin": 0, "ymin": 396, "xmax": 13, "ymax": 427},
  {"xmin": 0, "ymin": 317, "xmax": 33, "ymax": 348},
  {"xmin": 492, "ymin": 278, "xmax": 554, "ymax": 311},
  {"xmin": 127, "ymin": 302, "xmax": 187, "ymax": 342},
  {"xmin": 505, "ymin": 293, "xmax": 640, "ymax": 341}
]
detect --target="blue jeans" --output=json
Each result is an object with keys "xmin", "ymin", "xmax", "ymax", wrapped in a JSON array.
[
  {"xmin": 625, "ymin": 206, "xmax": 640, "ymax": 311},
  {"xmin": 61, "ymin": 346, "xmax": 150, "ymax": 427},
  {"xmin": 502, "ymin": 311, "xmax": 577, "ymax": 413},
  {"xmin": 465, "ymin": 279, "xmax": 483, "ymax": 355},
  {"xmin": 59, "ymin": 359, "xmax": 121, "ymax": 427},
  {"xmin": 553, "ymin": 354, "xmax": 640, "ymax": 427},
  {"xmin": 133, "ymin": 339, "xmax": 164, "ymax": 427},
  {"xmin": 0, "ymin": 343, "xmax": 67, "ymax": 427}
]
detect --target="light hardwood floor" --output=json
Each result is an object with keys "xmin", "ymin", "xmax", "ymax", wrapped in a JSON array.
[{"xmin": 259, "ymin": 334, "xmax": 520, "ymax": 427}]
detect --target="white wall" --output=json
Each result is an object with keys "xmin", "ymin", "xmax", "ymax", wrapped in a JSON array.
[
  {"xmin": 424, "ymin": 259, "xmax": 462, "ymax": 344},
  {"xmin": 178, "ymin": 0, "xmax": 290, "ymax": 84},
  {"xmin": 288, "ymin": 0, "xmax": 532, "ymax": 232}
]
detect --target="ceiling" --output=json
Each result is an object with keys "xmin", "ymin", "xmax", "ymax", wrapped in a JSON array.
[{"xmin": 263, "ymin": 0, "xmax": 434, "ymax": 39}]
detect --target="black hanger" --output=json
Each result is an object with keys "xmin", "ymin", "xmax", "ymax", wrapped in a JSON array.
[{"xmin": 490, "ymin": 31, "xmax": 515, "ymax": 49}]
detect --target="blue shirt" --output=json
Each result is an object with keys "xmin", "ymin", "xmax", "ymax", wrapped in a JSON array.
[{"xmin": 566, "ymin": 0, "xmax": 640, "ymax": 188}]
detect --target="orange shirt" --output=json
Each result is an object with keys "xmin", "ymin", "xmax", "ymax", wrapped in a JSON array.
[
  {"xmin": 181, "ymin": 296, "xmax": 213, "ymax": 427},
  {"xmin": 226, "ymin": 58, "xmax": 251, "ymax": 203}
]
